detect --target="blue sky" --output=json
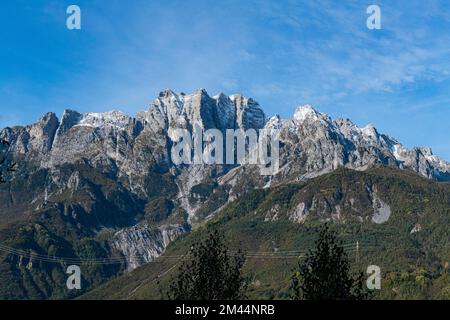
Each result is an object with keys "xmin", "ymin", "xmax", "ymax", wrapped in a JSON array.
[{"xmin": 1, "ymin": 0, "xmax": 450, "ymax": 159}]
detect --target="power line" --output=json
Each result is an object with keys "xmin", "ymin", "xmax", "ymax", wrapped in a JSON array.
[{"xmin": 0, "ymin": 242, "xmax": 371, "ymax": 265}]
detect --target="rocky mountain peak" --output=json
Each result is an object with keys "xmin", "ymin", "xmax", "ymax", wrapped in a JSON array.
[
  {"xmin": 28, "ymin": 112, "xmax": 59, "ymax": 152},
  {"xmin": 293, "ymin": 104, "xmax": 328, "ymax": 124},
  {"xmin": 231, "ymin": 94, "xmax": 265, "ymax": 130},
  {"xmin": 144, "ymin": 89, "xmax": 265, "ymax": 132},
  {"xmin": 419, "ymin": 146, "xmax": 433, "ymax": 157},
  {"xmin": 57, "ymin": 109, "xmax": 82, "ymax": 134},
  {"xmin": 265, "ymin": 115, "xmax": 282, "ymax": 130},
  {"xmin": 38, "ymin": 112, "xmax": 59, "ymax": 125},
  {"xmin": 194, "ymin": 88, "xmax": 209, "ymax": 96},
  {"xmin": 158, "ymin": 89, "xmax": 177, "ymax": 98}
]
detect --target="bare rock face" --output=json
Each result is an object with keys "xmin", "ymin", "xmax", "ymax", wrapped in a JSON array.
[
  {"xmin": 290, "ymin": 202, "xmax": 309, "ymax": 223},
  {"xmin": 56, "ymin": 109, "xmax": 82, "ymax": 132},
  {"xmin": 1, "ymin": 89, "xmax": 449, "ymax": 270},
  {"xmin": 371, "ymin": 194, "xmax": 391, "ymax": 224},
  {"xmin": 139, "ymin": 89, "xmax": 265, "ymax": 134},
  {"xmin": 232, "ymin": 94, "xmax": 266, "ymax": 130},
  {"xmin": 1, "ymin": 112, "xmax": 59, "ymax": 158},
  {"xmin": 112, "ymin": 224, "xmax": 187, "ymax": 271}
]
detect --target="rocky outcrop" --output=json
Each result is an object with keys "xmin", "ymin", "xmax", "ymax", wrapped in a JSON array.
[
  {"xmin": 370, "ymin": 186, "xmax": 391, "ymax": 224},
  {"xmin": 112, "ymin": 224, "xmax": 187, "ymax": 270}
]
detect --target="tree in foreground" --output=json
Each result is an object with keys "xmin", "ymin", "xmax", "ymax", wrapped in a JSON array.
[
  {"xmin": 166, "ymin": 228, "xmax": 247, "ymax": 300},
  {"xmin": 291, "ymin": 224, "xmax": 369, "ymax": 300}
]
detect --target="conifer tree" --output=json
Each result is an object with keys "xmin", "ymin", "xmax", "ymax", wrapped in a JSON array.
[
  {"xmin": 167, "ymin": 228, "xmax": 247, "ymax": 300},
  {"xmin": 291, "ymin": 224, "xmax": 369, "ymax": 300}
]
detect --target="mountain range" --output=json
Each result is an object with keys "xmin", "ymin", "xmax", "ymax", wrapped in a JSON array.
[{"xmin": 0, "ymin": 89, "xmax": 449, "ymax": 299}]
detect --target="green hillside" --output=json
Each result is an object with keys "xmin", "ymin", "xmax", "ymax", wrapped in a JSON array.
[{"xmin": 82, "ymin": 166, "xmax": 450, "ymax": 300}]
